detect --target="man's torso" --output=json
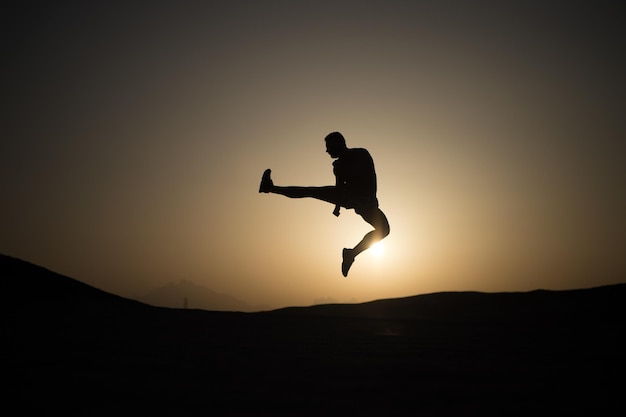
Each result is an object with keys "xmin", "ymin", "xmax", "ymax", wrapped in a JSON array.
[{"xmin": 333, "ymin": 148, "xmax": 377, "ymax": 204}]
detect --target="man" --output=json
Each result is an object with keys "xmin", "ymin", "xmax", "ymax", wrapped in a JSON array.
[{"xmin": 259, "ymin": 131, "xmax": 390, "ymax": 277}]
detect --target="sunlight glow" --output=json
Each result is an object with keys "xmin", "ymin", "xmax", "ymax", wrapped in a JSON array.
[{"xmin": 369, "ymin": 242, "xmax": 385, "ymax": 257}]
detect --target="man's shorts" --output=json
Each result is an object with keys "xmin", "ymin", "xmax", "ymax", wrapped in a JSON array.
[{"xmin": 342, "ymin": 194, "xmax": 379, "ymax": 216}]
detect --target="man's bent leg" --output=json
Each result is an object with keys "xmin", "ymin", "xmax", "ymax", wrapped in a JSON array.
[
  {"xmin": 342, "ymin": 207, "xmax": 390, "ymax": 276},
  {"xmin": 352, "ymin": 207, "xmax": 390, "ymax": 255}
]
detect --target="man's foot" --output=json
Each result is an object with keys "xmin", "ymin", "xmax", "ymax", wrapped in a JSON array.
[
  {"xmin": 259, "ymin": 169, "xmax": 273, "ymax": 193},
  {"xmin": 342, "ymin": 248, "xmax": 355, "ymax": 277}
]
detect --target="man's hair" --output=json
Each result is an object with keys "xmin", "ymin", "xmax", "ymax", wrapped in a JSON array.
[{"xmin": 324, "ymin": 131, "xmax": 346, "ymax": 147}]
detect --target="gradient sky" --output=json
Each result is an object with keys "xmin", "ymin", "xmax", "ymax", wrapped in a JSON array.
[{"xmin": 3, "ymin": 1, "xmax": 625, "ymax": 308}]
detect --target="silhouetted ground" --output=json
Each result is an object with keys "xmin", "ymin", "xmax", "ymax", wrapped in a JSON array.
[{"xmin": 2, "ymin": 254, "xmax": 624, "ymax": 416}]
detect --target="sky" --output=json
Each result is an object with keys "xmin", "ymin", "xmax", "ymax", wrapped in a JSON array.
[{"xmin": 3, "ymin": 1, "xmax": 625, "ymax": 309}]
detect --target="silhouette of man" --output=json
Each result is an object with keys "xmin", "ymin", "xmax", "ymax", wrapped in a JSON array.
[{"xmin": 259, "ymin": 131, "xmax": 390, "ymax": 277}]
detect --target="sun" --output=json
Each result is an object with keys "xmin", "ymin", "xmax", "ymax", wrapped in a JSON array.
[{"xmin": 370, "ymin": 241, "xmax": 385, "ymax": 257}]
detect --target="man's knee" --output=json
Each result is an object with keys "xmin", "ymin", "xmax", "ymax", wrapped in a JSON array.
[
  {"xmin": 373, "ymin": 214, "xmax": 390, "ymax": 239},
  {"xmin": 360, "ymin": 207, "xmax": 390, "ymax": 238},
  {"xmin": 379, "ymin": 219, "xmax": 390, "ymax": 238},
  {"xmin": 375, "ymin": 209, "xmax": 390, "ymax": 238}
]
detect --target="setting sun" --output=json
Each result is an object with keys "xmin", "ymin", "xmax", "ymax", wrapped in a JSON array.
[{"xmin": 370, "ymin": 242, "xmax": 384, "ymax": 257}]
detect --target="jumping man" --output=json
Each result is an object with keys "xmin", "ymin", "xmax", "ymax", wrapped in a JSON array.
[{"xmin": 259, "ymin": 131, "xmax": 390, "ymax": 277}]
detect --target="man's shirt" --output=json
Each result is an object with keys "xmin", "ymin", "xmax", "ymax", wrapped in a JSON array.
[{"xmin": 333, "ymin": 148, "xmax": 377, "ymax": 200}]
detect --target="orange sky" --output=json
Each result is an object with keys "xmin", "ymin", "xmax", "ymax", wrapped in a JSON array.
[{"xmin": 3, "ymin": 1, "xmax": 625, "ymax": 308}]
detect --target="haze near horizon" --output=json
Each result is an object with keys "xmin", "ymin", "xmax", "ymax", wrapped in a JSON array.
[{"xmin": 2, "ymin": 1, "xmax": 624, "ymax": 308}]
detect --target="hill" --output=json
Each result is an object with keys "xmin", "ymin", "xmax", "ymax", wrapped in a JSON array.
[
  {"xmin": 272, "ymin": 285, "xmax": 625, "ymax": 322},
  {"xmin": 0, "ymin": 253, "xmax": 146, "ymax": 314},
  {"xmin": 135, "ymin": 279, "xmax": 271, "ymax": 312},
  {"xmin": 2, "ymin": 253, "xmax": 624, "ymax": 416}
]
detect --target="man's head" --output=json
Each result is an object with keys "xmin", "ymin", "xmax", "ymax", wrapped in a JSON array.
[{"xmin": 325, "ymin": 131, "xmax": 347, "ymax": 158}]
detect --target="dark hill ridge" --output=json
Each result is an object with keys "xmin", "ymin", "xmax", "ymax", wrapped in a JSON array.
[
  {"xmin": 271, "ymin": 285, "xmax": 626, "ymax": 323},
  {"xmin": 0, "ymin": 253, "xmax": 146, "ymax": 313},
  {"xmin": 2, "ymin": 253, "xmax": 625, "ymax": 416},
  {"xmin": 3, "ymin": 253, "xmax": 623, "ymax": 321}
]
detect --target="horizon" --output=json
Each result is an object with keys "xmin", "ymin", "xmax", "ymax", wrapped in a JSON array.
[
  {"xmin": 2, "ymin": 2, "xmax": 625, "ymax": 309},
  {"xmin": 3, "ymin": 252, "xmax": 624, "ymax": 312}
]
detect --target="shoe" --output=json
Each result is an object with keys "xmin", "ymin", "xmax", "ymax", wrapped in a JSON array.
[
  {"xmin": 342, "ymin": 248, "xmax": 355, "ymax": 277},
  {"xmin": 259, "ymin": 169, "xmax": 273, "ymax": 193}
]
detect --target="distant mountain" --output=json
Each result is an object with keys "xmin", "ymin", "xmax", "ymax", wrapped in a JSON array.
[{"xmin": 135, "ymin": 280, "xmax": 271, "ymax": 312}]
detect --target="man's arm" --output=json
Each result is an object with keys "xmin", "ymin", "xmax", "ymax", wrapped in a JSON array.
[
  {"xmin": 333, "ymin": 173, "xmax": 341, "ymax": 217},
  {"xmin": 333, "ymin": 162, "xmax": 342, "ymax": 217}
]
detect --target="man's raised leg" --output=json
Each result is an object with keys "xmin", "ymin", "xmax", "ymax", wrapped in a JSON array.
[{"xmin": 259, "ymin": 169, "xmax": 340, "ymax": 204}]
